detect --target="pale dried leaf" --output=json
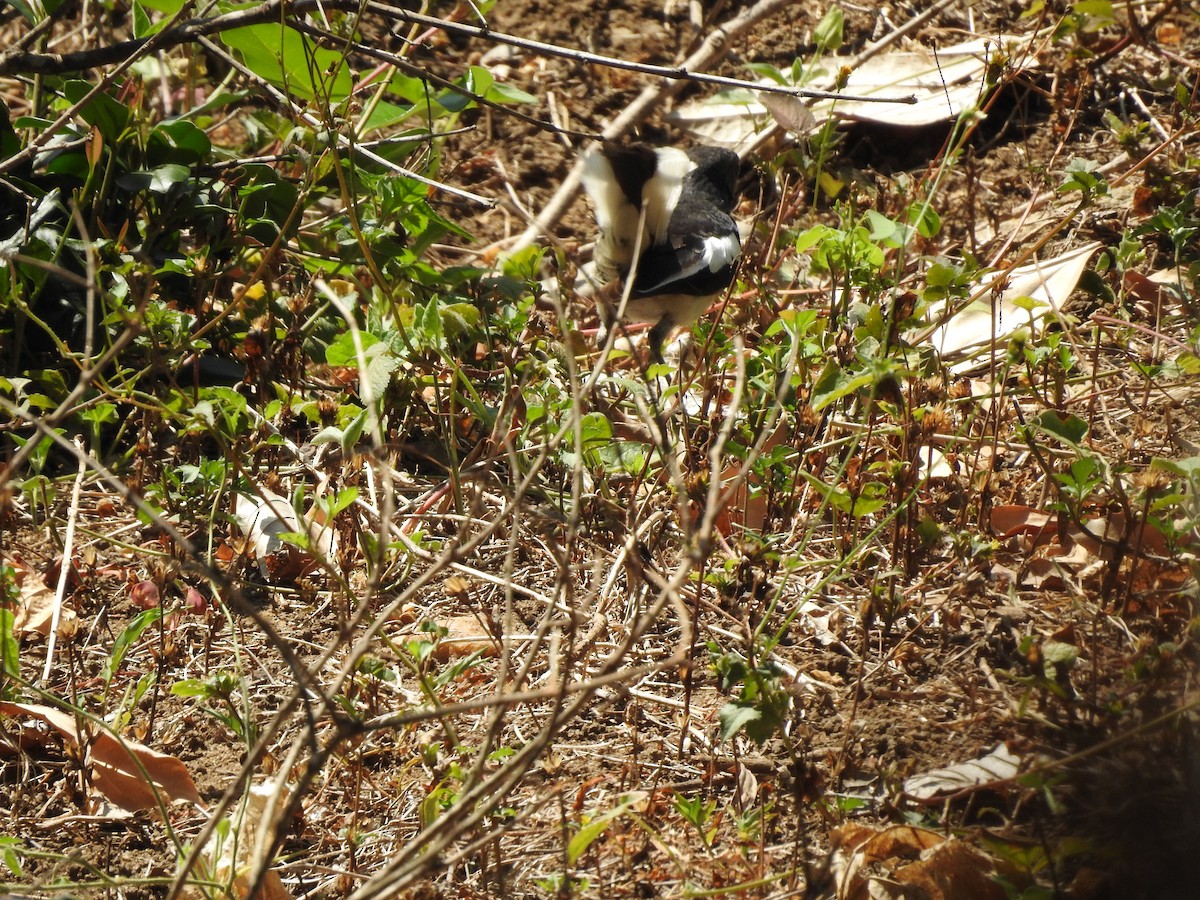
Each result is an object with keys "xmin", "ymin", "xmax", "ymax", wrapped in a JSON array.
[
  {"xmin": 233, "ymin": 489, "xmax": 340, "ymax": 584},
  {"xmin": 183, "ymin": 782, "xmax": 294, "ymax": 900},
  {"xmin": 758, "ymin": 92, "xmax": 816, "ymax": 134},
  {"xmin": 13, "ymin": 567, "xmax": 77, "ymax": 637},
  {"xmin": 903, "ymin": 743, "xmax": 1021, "ymax": 800},
  {"xmin": 927, "ymin": 242, "xmax": 1101, "ymax": 366},
  {"xmin": 670, "ymin": 34, "xmax": 1031, "ymax": 151},
  {"xmin": 916, "ymin": 446, "xmax": 953, "ymax": 480}
]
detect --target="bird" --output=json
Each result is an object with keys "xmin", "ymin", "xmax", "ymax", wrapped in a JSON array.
[{"xmin": 580, "ymin": 141, "xmax": 743, "ymax": 361}]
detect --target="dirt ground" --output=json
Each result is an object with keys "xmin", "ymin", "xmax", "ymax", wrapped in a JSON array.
[{"xmin": 5, "ymin": 0, "xmax": 1200, "ymax": 897}]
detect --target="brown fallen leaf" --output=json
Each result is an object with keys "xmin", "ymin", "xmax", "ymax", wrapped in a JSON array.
[
  {"xmin": 429, "ymin": 615, "xmax": 499, "ymax": 663},
  {"xmin": 0, "ymin": 702, "xmax": 202, "ymax": 813},
  {"xmin": 831, "ymin": 824, "xmax": 1023, "ymax": 900},
  {"xmin": 894, "ymin": 837, "xmax": 1015, "ymax": 900},
  {"xmin": 990, "ymin": 505, "xmax": 1055, "ymax": 543}
]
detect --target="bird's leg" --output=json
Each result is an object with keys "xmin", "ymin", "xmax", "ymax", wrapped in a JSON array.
[
  {"xmin": 647, "ymin": 314, "xmax": 674, "ymax": 365},
  {"xmin": 594, "ymin": 281, "xmax": 622, "ymax": 352}
]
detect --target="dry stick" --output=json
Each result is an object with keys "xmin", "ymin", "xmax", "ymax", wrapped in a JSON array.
[
  {"xmin": 338, "ymin": 358, "xmax": 734, "ymax": 900},
  {"xmin": 217, "ymin": 315, "xmax": 697, "ymax": 896},
  {"xmin": 42, "ymin": 440, "xmax": 87, "ymax": 683}
]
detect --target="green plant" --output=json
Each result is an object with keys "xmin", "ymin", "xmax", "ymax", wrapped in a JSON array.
[
  {"xmin": 171, "ymin": 669, "xmax": 258, "ymax": 745},
  {"xmin": 673, "ymin": 794, "xmax": 718, "ymax": 850},
  {"xmin": 711, "ymin": 643, "xmax": 791, "ymax": 745}
]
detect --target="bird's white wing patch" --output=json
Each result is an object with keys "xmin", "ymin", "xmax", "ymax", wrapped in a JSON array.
[
  {"xmin": 698, "ymin": 232, "xmax": 741, "ymax": 273},
  {"xmin": 581, "ymin": 150, "xmax": 644, "ymax": 282},
  {"xmin": 642, "ymin": 148, "xmax": 692, "ymax": 243}
]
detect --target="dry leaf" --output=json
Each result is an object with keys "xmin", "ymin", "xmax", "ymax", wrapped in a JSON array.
[
  {"xmin": 428, "ymin": 615, "xmax": 498, "ymax": 662},
  {"xmin": 831, "ymin": 824, "xmax": 1021, "ymax": 900},
  {"xmin": 903, "ymin": 743, "xmax": 1021, "ymax": 801},
  {"xmin": 183, "ymin": 782, "xmax": 294, "ymax": 900},
  {"xmin": 0, "ymin": 702, "xmax": 202, "ymax": 813},
  {"xmin": 894, "ymin": 838, "xmax": 1014, "ymax": 900},
  {"xmin": 233, "ymin": 489, "xmax": 339, "ymax": 583},
  {"xmin": 926, "ymin": 243, "xmax": 1101, "ymax": 367},
  {"xmin": 990, "ymin": 505, "xmax": 1055, "ymax": 541},
  {"xmin": 12, "ymin": 566, "xmax": 77, "ymax": 638},
  {"xmin": 670, "ymin": 34, "xmax": 1031, "ymax": 151}
]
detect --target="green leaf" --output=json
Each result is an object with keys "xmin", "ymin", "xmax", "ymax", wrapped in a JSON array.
[
  {"xmin": 322, "ymin": 487, "xmax": 359, "ymax": 518},
  {"xmin": 1151, "ymin": 456, "xmax": 1200, "ymax": 479},
  {"xmin": 220, "ymin": 22, "xmax": 352, "ymax": 101},
  {"xmin": 743, "ymin": 62, "xmax": 790, "ymax": 86},
  {"xmin": 102, "ymin": 607, "xmax": 164, "ymax": 685},
  {"xmin": 579, "ymin": 412, "xmax": 613, "ymax": 449},
  {"xmin": 795, "ymin": 223, "xmax": 835, "ymax": 253},
  {"xmin": 908, "ymin": 203, "xmax": 941, "ymax": 239},
  {"xmin": 133, "ymin": 0, "xmax": 187, "ymax": 36},
  {"xmin": 361, "ymin": 101, "xmax": 422, "ymax": 134},
  {"xmin": 339, "ymin": 408, "xmax": 369, "ymax": 451},
  {"xmin": 118, "ymin": 163, "xmax": 192, "ymax": 194},
  {"xmin": 170, "ymin": 678, "xmax": 214, "ymax": 698},
  {"xmin": 0, "ymin": 835, "xmax": 24, "ymax": 877},
  {"xmin": 1036, "ymin": 410, "xmax": 1088, "ymax": 444},
  {"xmin": 1074, "ymin": 0, "xmax": 1116, "ymax": 25},
  {"xmin": 62, "ymin": 80, "xmax": 130, "ymax": 143},
  {"xmin": 439, "ymin": 302, "xmax": 481, "ymax": 338},
  {"xmin": 864, "ymin": 210, "xmax": 900, "ymax": 243},
  {"xmin": 567, "ymin": 795, "xmax": 641, "ymax": 865},
  {"xmin": 4, "ymin": 0, "xmax": 39, "ymax": 22},
  {"xmin": 326, "ymin": 331, "xmax": 382, "ymax": 366},
  {"xmin": 0, "ymin": 607, "xmax": 19, "ymax": 701},
  {"xmin": 813, "ymin": 6, "xmax": 844, "ymax": 52},
  {"xmin": 133, "ymin": 1, "xmax": 152, "ymax": 38},
  {"xmin": 719, "ymin": 701, "xmax": 762, "ymax": 741},
  {"xmin": 810, "ymin": 361, "xmax": 875, "ymax": 411},
  {"xmin": 487, "ymin": 81, "xmax": 537, "ymax": 105},
  {"xmin": 148, "ymin": 119, "xmax": 212, "ymax": 166}
]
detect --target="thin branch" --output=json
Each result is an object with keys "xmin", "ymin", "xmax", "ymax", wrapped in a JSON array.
[{"xmin": 363, "ymin": 1, "xmax": 916, "ymax": 106}]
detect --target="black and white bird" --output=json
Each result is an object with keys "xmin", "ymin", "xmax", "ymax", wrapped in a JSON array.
[{"xmin": 580, "ymin": 142, "xmax": 743, "ymax": 360}]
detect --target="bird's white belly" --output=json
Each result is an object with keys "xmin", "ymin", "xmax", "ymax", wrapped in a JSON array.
[{"xmin": 618, "ymin": 292, "xmax": 715, "ymax": 326}]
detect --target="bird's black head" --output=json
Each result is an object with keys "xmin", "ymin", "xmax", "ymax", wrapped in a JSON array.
[{"xmin": 684, "ymin": 145, "xmax": 741, "ymax": 213}]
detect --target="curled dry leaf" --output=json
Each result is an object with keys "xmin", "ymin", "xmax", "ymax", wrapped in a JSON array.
[
  {"xmin": 0, "ymin": 702, "xmax": 202, "ymax": 814},
  {"xmin": 233, "ymin": 489, "xmax": 340, "ymax": 583},
  {"xmin": 129, "ymin": 580, "xmax": 161, "ymax": 609}
]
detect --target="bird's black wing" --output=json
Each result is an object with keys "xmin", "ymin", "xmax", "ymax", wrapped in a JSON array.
[{"xmin": 631, "ymin": 200, "xmax": 740, "ymax": 298}]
